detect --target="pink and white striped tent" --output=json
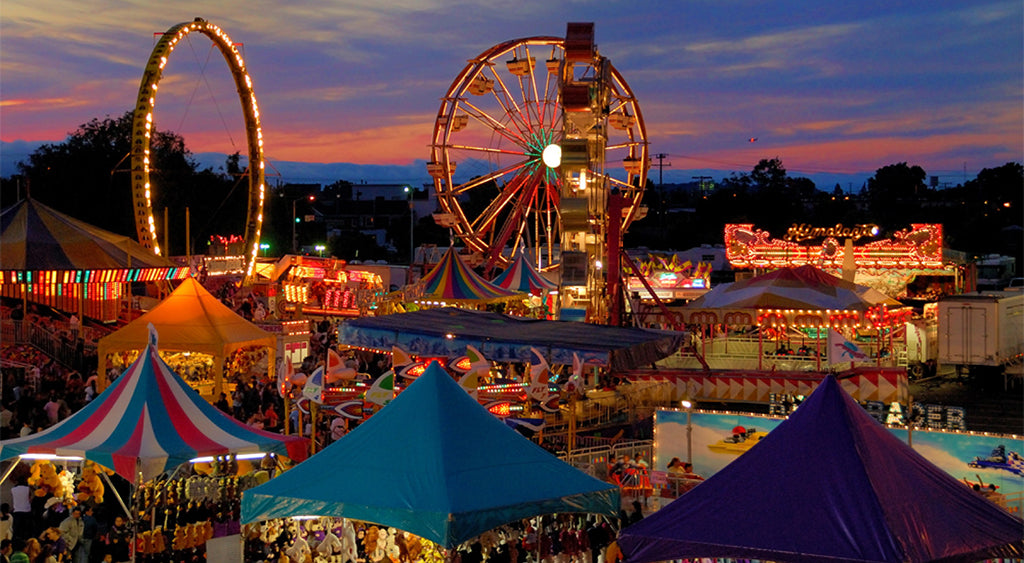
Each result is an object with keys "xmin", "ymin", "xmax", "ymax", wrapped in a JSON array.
[
  {"xmin": 492, "ymin": 249, "xmax": 557, "ymax": 295},
  {"xmin": 0, "ymin": 326, "xmax": 307, "ymax": 483}
]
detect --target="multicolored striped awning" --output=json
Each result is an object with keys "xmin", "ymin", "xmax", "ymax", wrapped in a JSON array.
[
  {"xmin": 0, "ymin": 326, "xmax": 307, "ymax": 482},
  {"xmin": 0, "ymin": 197, "xmax": 182, "ymax": 276},
  {"xmin": 416, "ymin": 247, "xmax": 524, "ymax": 304},
  {"xmin": 492, "ymin": 248, "xmax": 557, "ymax": 294}
]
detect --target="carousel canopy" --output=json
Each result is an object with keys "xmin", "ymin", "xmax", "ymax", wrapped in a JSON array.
[
  {"xmin": 241, "ymin": 361, "xmax": 619, "ymax": 547},
  {"xmin": 339, "ymin": 307, "xmax": 685, "ymax": 370},
  {"xmin": 617, "ymin": 375, "xmax": 1023, "ymax": 563},
  {"xmin": 688, "ymin": 265, "xmax": 899, "ymax": 311},
  {"xmin": 97, "ymin": 277, "xmax": 276, "ymax": 385},
  {"xmin": 492, "ymin": 248, "xmax": 557, "ymax": 294},
  {"xmin": 416, "ymin": 246, "xmax": 525, "ymax": 304},
  {"xmin": 0, "ymin": 196, "xmax": 176, "ymax": 272},
  {"xmin": 0, "ymin": 326, "xmax": 307, "ymax": 483}
]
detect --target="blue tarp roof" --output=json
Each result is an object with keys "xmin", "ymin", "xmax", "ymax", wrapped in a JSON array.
[
  {"xmin": 339, "ymin": 307, "xmax": 684, "ymax": 370},
  {"xmin": 617, "ymin": 376, "xmax": 1023, "ymax": 563},
  {"xmin": 241, "ymin": 362, "xmax": 619, "ymax": 547}
]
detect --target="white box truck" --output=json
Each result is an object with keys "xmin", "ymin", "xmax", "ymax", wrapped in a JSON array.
[{"xmin": 937, "ymin": 291, "xmax": 1024, "ymax": 380}]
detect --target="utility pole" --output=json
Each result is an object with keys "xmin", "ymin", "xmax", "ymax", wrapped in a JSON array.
[{"xmin": 654, "ymin": 153, "xmax": 671, "ymax": 237}]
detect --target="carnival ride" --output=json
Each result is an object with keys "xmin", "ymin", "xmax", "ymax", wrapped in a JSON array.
[
  {"xmin": 428, "ymin": 24, "xmax": 649, "ymax": 322},
  {"xmin": 130, "ymin": 18, "xmax": 266, "ymax": 285}
]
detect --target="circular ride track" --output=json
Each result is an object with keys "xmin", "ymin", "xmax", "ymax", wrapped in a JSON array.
[
  {"xmin": 130, "ymin": 18, "xmax": 266, "ymax": 284},
  {"xmin": 429, "ymin": 37, "xmax": 649, "ymax": 272}
]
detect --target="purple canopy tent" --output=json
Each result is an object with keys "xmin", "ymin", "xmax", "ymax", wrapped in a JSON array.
[{"xmin": 617, "ymin": 376, "xmax": 1023, "ymax": 563}]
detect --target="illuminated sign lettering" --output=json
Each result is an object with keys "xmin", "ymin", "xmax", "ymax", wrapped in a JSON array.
[{"xmin": 784, "ymin": 223, "xmax": 880, "ymax": 243}]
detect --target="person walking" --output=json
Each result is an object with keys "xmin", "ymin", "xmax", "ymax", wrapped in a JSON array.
[
  {"xmin": 9, "ymin": 481, "xmax": 31, "ymax": 541},
  {"xmin": 77, "ymin": 506, "xmax": 96, "ymax": 563},
  {"xmin": 57, "ymin": 508, "xmax": 83, "ymax": 561}
]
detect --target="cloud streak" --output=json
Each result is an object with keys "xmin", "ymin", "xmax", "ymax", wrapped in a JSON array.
[{"xmin": 1, "ymin": 0, "xmax": 1020, "ymax": 185}]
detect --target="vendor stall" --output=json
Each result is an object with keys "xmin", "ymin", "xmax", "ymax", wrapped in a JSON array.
[
  {"xmin": 97, "ymin": 276, "xmax": 276, "ymax": 397},
  {"xmin": 0, "ymin": 196, "xmax": 188, "ymax": 322},
  {"xmin": 242, "ymin": 362, "xmax": 619, "ymax": 548}
]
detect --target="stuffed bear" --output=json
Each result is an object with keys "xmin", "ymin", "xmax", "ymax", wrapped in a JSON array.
[
  {"xmin": 76, "ymin": 461, "xmax": 106, "ymax": 504},
  {"xmin": 28, "ymin": 460, "xmax": 64, "ymax": 499}
]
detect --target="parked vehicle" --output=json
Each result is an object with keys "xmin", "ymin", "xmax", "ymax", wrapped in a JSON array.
[{"xmin": 937, "ymin": 291, "xmax": 1024, "ymax": 384}]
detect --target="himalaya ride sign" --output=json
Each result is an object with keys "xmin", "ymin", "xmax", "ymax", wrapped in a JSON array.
[{"xmin": 725, "ymin": 223, "xmax": 945, "ymax": 270}]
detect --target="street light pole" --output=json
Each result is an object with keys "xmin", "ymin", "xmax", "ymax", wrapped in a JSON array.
[
  {"xmin": 291, "ymin": 199, "xmax": 297, "ymax": 254},
  {"xmin": 405, "ymin": 186, "xmax": 414, "ymax": 265}
]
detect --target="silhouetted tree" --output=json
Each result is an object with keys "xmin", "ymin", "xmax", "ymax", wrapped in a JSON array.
[{"xmin": 15, "ymin": 111, "xmax": 241, "ymax": 255}]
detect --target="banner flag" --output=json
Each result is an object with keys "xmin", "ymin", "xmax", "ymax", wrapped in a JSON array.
[
  {"xmin": 828, "ymin": 328, "xmax": 868, "ymax": 363},
  {"xmin": 566, "ymin": 352, "xmax": 584, "ymax": 396},
  {"xmin": 365, "ymin": 370, "xmax": 395, "ymax": 406},
  {"xmin": 302, "ymin": 366, "xmax": 325, "ymax": 404},
  {"xmin": 528, "ymin": 347, "xmax": 552, "ymax": 402},
  {"xmin": 277, "ymin": 356, "xmax": 293, "ymax": 399}
]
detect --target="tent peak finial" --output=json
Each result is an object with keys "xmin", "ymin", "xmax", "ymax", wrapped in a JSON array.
[{"xmin": 147, "ymin": 323, "xmax": 158, "ymax": 348}]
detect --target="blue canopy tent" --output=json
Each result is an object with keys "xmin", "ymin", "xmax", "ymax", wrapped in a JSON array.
[
  {"xmin": 339, "ymin": 307, "xmax": 684, "ymax": 370},
  {"xmin": 617, "ymin": 376, "xmax": 1023, "ymax": 563},
  {"xmin": 241, "ymin": 362, "xmax": 619, "ymax": 548}
]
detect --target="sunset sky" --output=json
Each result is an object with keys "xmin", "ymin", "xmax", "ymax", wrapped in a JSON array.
[{"xmin": 1, "ymin": 0, "xmax": 1021, "ymax": 187}]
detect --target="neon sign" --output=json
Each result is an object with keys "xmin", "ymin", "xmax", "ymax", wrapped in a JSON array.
[
  {"xmin": 784, "ymin": 223, "xmax": 880, "ymax": 243},
  {"xmin": 624, "ymin": 254, "xmax": 712, "ymax": 289},
  {"xmin": 725, "ymin": 223, "xmax": 944, "ymax": 270}
]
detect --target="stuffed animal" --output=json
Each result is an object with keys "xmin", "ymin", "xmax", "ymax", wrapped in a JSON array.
[
  {"xmin": 28, "ymin": 461, "xmax": 64, "ymax": 498},
  {"xmin": 151, "ymin": 526, "xmax": 166, "ymax": 553},
  {"xmin": 362, "ymin": 526, "xmax": 381, "ymax": 561},
  {"xmin": 404, "ymin": 532, "xmax": 423, "ymax": 563},
  {"xmin": 340, "ymin": 519, "xmax": 358, "ymax": 563},
  {"xmin": 286, "ymin": 532, "xmax": 312, "ymax": 563},
  {"xmin": 172, "ymin": 525, "xmax": 189, "ymax": 550},
  {"xmin": 316, "ymin": 525, "xmax": 342, "ymax": 559},
  {"xmin": 138, "ymin": 530, "xmax": 152, "ymax": 554},
  {"xmin": 76, "ymin": 461, "xmax": 106, "ymax": 504}
]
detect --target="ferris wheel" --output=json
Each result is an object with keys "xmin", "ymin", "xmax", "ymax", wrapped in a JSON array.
[{"xmin": 428, "ymin": 36, "xmax": 649, "ymax": 272}]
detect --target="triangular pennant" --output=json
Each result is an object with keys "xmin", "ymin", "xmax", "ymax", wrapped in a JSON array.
[
  {"xmin": 527, "ymin": 347, "xmax": 551, "ymax": 402},
  {"xmin": 365, "ymin": 371, "xmax": 395, "ymax": 406},
  {"xmin": 302, "ymin": 366, "xmax": 325, "ymax": 404}
]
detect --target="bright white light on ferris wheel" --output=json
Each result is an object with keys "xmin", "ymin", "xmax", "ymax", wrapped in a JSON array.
[{"xmin": 542, "ymin": 144, "xmax": 561, "ymax": 168}]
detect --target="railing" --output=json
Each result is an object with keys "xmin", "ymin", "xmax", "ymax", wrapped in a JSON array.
[
  {"xmin": 657, "ymin": 335, "xmax": 905, "ymax": 371},
  {"xmin": 0, "ymin": 319, "xmax": 100, "ymax": 371}
]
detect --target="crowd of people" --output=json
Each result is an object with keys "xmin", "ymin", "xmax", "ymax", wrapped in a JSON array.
[{"xmin": 0, "ymin": 494, "xmax": 130, "ymax": 563}]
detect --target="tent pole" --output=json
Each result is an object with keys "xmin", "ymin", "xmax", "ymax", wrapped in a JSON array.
[
  {"xmin": 0, "ymin": 459, "xmax": 20, "ymax": 488},
  {"xmin": 310, "ymin": 402, "xmax": 319, "ymax": 455},
  {"xmin": 815, "ymin": 323, "xmax": 821, "ymax": 372},
  {"xmin": 283, "ymin": 391, "xmax": 291, "ymax": 436},
  {"xmin": 101, "ymin": 468, "xmax": 132, "ymax": 519}
]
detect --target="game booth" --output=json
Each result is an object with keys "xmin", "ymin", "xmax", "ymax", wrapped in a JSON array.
[{"xmin": 0, "ymin": 326, "xmax": 307, "ymax": 562}]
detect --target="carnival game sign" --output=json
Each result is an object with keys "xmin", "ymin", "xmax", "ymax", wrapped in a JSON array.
[
  {"xmin": 624, "ymin": 254, "xmax": 711, "ymax": 289},
  {"xmin": 725, "ymin": 223, "xmax": 944, "ymax": 269}
]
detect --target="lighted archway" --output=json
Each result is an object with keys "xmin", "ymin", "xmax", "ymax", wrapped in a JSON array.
[{"xmin": 130, "ymin": 17, "xmax": 265, "ymax": 284}]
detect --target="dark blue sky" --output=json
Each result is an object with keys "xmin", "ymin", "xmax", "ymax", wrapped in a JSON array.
[{"xmin": 2, "ymin": 1, "xmax": 1021, "ymax": 187}]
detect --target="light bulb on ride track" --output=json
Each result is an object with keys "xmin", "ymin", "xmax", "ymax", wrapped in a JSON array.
[{"xmin": 542, "ymin": 144, "xmax": 561, "ymax": 168}]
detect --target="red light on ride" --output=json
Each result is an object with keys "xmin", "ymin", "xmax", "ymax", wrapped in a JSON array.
[{"xmin": 486, "ymin": 402, "xmax": 511, "ymax": 417}]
